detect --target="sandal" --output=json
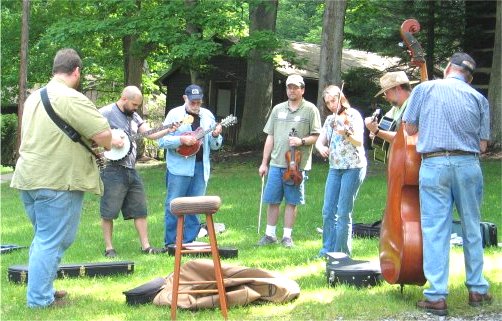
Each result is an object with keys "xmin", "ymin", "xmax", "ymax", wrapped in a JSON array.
[
  {"xmin": 104, "ymin": 249, "xmax": 117, "ymax": 258},
  {"xmin": 141, "ymin": 247, "xmax": 165, "ymax": 254}
]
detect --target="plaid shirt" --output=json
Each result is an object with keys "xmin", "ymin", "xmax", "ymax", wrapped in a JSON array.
[{"xmin": 403, "ymin": 76, "xmax": 490, "ymax": 153}]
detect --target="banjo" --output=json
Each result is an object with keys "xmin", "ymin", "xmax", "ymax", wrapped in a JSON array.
[{"xmin": 104, "ymin": 116, "xmax": 191, "ymax": 161}]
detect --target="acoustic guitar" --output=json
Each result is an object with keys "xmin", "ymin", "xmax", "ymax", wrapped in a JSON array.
[
  {"xmin": 104, "ymin": 116, "xmax": 192, "ymax": 161},
  {"xmin": 371, "ymin": 109, "xmax": 396, "ymax": 163},
  {"xmin": 176, "ymin": 114, "xmax": 237, "ymax": 157}
]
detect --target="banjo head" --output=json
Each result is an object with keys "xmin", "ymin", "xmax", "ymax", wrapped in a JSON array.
[{"xmin": 104, "ymin": 128, "xmax": 132, "ymax": 161}]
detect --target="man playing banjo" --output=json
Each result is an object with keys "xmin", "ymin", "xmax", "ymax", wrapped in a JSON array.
[{"xmin": 99, "ymin": 86, "xmax": 176, "ymax": 257}]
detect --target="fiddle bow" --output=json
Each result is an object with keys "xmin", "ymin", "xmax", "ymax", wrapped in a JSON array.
[{"xmin": 379, "ymin": 19, "xmax": 428, "ymax": 290}]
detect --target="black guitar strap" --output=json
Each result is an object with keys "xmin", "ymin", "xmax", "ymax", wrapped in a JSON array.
[{"xmin": 40, "ymin": 87, "xmax": 99, "ymax": 158}]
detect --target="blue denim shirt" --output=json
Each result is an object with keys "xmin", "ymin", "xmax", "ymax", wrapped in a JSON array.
[{"xmin": 157, "ymin": 105, "xmax": 222, "ymax": 182}]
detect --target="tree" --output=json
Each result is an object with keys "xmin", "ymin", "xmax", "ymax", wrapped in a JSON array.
[
  {"xmin": 489, "ymin": 1, "xmax": 501, "ymax": 149},
  {"xmin": 317, "ymin": 0, "xmax": 347, "ymax": 120},
  {"xmin": 16, "ymin": 0, "xmax": 30, "ymax": 162},
  {"xmin": 237, "ymin": 0, "xmax": 278, "ymax": 147}
]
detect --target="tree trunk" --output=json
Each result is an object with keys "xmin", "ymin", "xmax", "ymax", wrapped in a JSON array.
[
  {"xmin": 317, "ymin": 0, "xmax": 347, "ymax": 121},
  {"xmin": 122, "ymin": 0, "xmax": 148, "ymax": 160},
  {"xmin": 15, "ymin": 0, "xmax": 30, "ymax": 165},
  {"xmin": 123, "ymin": 35, "xmax": 144, "ymax": 89},
  {"xmin": 185, "ymin": 0, "xmax": 204, "ymax": 86},
  {"xmin": 237, "ymin": 0, "xmax": 278, "ymax": 148},
  {"xmin": 488, "ymin": 0, "xmax": 501, "ymax": 150},
  {"xmin": 123, "ymin": 34, "xmax": 148, "ymax": 160}
]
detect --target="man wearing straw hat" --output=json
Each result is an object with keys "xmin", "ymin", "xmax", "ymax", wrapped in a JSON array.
[{"xmin": 364, "ymin": 71, "xmax": 414, "ymax": 144}]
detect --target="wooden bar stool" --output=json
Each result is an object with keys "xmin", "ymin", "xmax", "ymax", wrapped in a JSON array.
[{"xmin": 170, "ymin": 196, "xmax": 228, "ymax": 320}]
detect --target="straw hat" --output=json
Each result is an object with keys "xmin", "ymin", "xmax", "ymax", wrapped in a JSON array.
[{"xmin": 374, "ymin": 71, "xmax": 415, "ymax": 97}]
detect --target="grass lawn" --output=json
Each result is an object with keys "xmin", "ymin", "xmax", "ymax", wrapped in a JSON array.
[
  {"xmin": 1, "ymin": 153, "xmax": 500, "ymax": 320},
  {"xmin": 0, "ymin": 166, "xmax": 13, "ymax": 174}
]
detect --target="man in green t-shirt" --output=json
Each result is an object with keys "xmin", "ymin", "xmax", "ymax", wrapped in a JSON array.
[
  {"xmin": 11, "ymin": 48, "xmax": 112, "ymax": 308},
  {"xmin": 258, "ymin": 74, "xmax": 321, "ymax": 248},
  {"xmin": 364, "ymin": 71, "xmax": 413, "ymax": 146}
]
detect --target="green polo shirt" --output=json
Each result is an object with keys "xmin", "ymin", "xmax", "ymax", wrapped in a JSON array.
[
  {"xmin": 11, "ymin": 78, "xmax": 110, "ymax": 194},
  {"xmin": 263, "ymin": 99, "xmax": 321, "ymax": 171}
]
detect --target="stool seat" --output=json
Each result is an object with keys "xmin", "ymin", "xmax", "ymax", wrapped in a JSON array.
[
  {"xmin": 170, "ymin": 196, "xmax": 221, "ymax": 216},
  {"xmin": 170, "ymin": 195, "xmax": 227, "ymax": 320}
]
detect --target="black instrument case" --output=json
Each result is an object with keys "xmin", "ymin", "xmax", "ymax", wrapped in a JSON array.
[
  {"xmin": 8, "ymin": 261, "xmax": 134, "ymax": 283},
  {"xmin": 326, "ymin": 252, "xmax": 382, "ymax": 288}
]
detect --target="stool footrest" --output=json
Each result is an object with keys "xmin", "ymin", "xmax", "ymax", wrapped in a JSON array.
[
  {"xmin": 180, "ymin": 280, "xmax": 218, "ymax": 285},
  {"xmin": 181, "ymin": 249, "xmax": 212, "ymax": 254},
  {"xmin": 178, "ymin": 289, "xmax": 219, "ymax": 294}
]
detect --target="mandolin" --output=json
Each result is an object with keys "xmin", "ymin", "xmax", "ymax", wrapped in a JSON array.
[{"xmin": 176, "ymin": 114, "xmax": 237, "ymax": 158}]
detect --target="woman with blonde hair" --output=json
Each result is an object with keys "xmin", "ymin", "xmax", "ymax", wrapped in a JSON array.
[{"xmin": 315, "ymin": 85, "xmax": 367, "ymax": 257}]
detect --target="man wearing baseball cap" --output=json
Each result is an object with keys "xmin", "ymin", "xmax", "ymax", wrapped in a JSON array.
[
  {"xmin": 364, "ymin": 71, "xmax": 414, "ymax": 149},
  {"xmin": 403, "ymin": 52, "xmax": 491, "ymax": 316},
  {"xmin": 258, "ymin": 74, "xmax": 321, "ymax": 248},
  {"xmin": 157, "ymin": 84, "xmax": 223, "ymax": 247}
]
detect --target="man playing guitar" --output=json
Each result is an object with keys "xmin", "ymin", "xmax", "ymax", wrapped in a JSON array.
[{"xmin": 364, "ymin": 71, "xmax": 414, "ymax": 162}]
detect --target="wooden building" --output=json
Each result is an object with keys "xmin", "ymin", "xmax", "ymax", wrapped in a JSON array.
[{"xmin": 154, "ymin": 42, "xmax": 399, "ymax": 121}]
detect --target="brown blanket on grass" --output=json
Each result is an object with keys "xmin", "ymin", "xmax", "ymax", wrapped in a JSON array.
[{"xmin": 153, "ymin": 259, "xmax": 300, "ymax": 309}]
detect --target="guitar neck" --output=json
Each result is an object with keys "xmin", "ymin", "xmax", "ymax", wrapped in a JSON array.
[
  {"xmin": 131, "ymin": 123, "xmax": 173, "ymax": 140},
  {"xmin": 195, "ymin": 123, "xmax": 217, "ymax": 140}
]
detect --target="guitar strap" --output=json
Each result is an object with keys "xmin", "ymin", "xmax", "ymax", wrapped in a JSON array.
[{"xmin": 40, "ymin": 87, "xmax": 100, "ymax": 158}]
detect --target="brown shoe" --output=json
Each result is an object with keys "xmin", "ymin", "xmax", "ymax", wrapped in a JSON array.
[
  {"xmin": 416, "ymin": 298, "xmax": 448, "ymax": 316},
  {"xmin": 48, "ymin": 299, "xmax": 69, "ymax": 308},
  {"xmin": 54, "ymin": 290, "xmax": 68, "ymax": 299},
  {"xmin": 469, "ymin": 292, "xmax": 492, "ymax": 307}
]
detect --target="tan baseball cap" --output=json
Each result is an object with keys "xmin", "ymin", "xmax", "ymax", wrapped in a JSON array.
[
  {"xmin": 286, "ymin": 74, "xmax": 305, "ymax": 87},
  {"xmin": 374, "ymin": 71, "xmax": 414, "ymax": 97}
]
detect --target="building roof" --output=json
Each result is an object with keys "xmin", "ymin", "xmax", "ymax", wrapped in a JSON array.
[
  {"xmin": 276, "ymin": 41, "xmax": 401, "ymax": 80},
  {"xmin": 155, "ymin": 41, "xmax": 402, "ymax": 85}
]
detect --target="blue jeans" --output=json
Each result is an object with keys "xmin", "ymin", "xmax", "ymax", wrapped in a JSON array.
[
  {"xmin": 419, "ymin": 155, "xmax": 489, "ymax": 301},
  {"xmin": 164, "ymin": 161, "xmax": 206, "ymax": 246},
  {"xmin": 319, "ymin": 167, "xmax": 366, "ymax": 256},
  {"xmin": 20, "ymin": 189, "xmax": 84, "ymax": 308}
]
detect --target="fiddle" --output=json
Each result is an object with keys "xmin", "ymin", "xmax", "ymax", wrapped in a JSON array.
[
  {"xmin": 283, "ymin": 128, "xmax": 303, "ymax": 186},
  {"xmin": 329, "ymin": 82, "xmax": 353, "ymax": 141}
]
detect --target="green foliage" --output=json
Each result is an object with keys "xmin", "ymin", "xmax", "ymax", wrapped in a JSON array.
[
  {"xmin": 0, "ymin": 0, "xmax": 248, "ymax": 104},
  {"xmin": 342, "ymin": 67, "xmax": 383, "ymax": 112},
  {"xmin": 228, "ymin": 30, "xmax": 280, "ymax": 61},
  {"xmin": 276, "ymin": 0, "xmax": 324, "ymax": 42},
  {"xmin": 0, "ymin": 114, "xmax": 18, "ymax": 167}
]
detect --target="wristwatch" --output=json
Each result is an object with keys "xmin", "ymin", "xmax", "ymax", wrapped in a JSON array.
[{"xmin": 301, "ymin": 138, "xmax": 306, "ymax": 146}]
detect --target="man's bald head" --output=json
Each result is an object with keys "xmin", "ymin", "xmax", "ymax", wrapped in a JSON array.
[
  {"xmin": 122, "ymin": 86, "xmax": 143, "ymax": 100},
  {"xmin": 118, "ymin": 86, "xmax": 143, "ymax": 116}
]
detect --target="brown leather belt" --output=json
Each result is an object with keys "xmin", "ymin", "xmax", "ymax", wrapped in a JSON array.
[{"xmin": 422, "ymin": 150, "xmax": 478, "ymax": 159}]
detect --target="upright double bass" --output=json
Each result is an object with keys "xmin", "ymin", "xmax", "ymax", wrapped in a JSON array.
[{"xmin": 379, "ymin": 19, "xmax": 428, "ymax": 289}]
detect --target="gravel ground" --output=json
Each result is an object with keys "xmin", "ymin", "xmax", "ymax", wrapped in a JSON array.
[{"xmin": 381, "ymin": 311, "xmax": 501, "ymax": 321}]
